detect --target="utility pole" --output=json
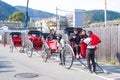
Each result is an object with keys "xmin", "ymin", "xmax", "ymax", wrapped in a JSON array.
[
  {"xmin": 104, "ymin": 0, "xmax": 107, "ymax": 27},
  {"xmin": 56, "ymin": 7, "xmax": 58, "ymax": 31},
  {"xmin": 24, "ymin": 0, "xmax": 29, "ymax": 29}
]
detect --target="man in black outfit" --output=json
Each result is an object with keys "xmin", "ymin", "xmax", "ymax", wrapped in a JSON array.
[{"xmin": 70, "ymin": 28, "xmax": 81, "ymax": 59}]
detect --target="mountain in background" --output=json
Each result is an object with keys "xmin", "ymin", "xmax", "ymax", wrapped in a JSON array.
[
  {"xmin": 0, "ymin": 1, "xmax": 18, "ymax": 20},
  {"xmin": 15, "ymin": 6, "xmax": 55, "ymax": 19},
  {"xmin": 0, "ymin": 0, "xmax": 120, "ymax": 22},
  {"xmin": 0, "ymin": 1, "xmax": 55, "ymax": 20},
  {"xmin": 86, "ymin": 10, "xmax": 120, "ymax": 22}
]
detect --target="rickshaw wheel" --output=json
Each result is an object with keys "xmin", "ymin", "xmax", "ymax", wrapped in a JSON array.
[
  {"xmin": 62, "ymin": 44, "xmax": 74, "ymax": 69},
  {"xmin": 26, "ymin": 40, "xmax": 33, "ymax": 57},
  {"xmin": 42, "ymin": 53, "xmax": 49, "ymax": 62},
  {"xmin": 9, "ymin": 41, "xmax": 13, "ymax": 53},
  {"xmin": 42, "ymin": 43, "xmax": 50, "ymax": 62},
  {"xmin": 10, "ymin": 45, "xmax": 13, "ymax": 53}
]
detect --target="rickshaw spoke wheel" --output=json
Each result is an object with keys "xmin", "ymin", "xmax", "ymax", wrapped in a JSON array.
[
  {"xmin": 10, "ymin": 45, "xmax": 13, "ymax": 52},
  {"xmin": 9, "ymin": 41, "xmax": 13, "ymax": 53},
  {"xmin": 26, "ymin": 44, "xmax": 33, "ymax": 57},
  {"xmin": 62, "ymin": 44, "xmax": 74, "ymax": 69}
]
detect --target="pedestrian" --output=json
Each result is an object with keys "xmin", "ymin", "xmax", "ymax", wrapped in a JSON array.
[
  {"xmin": 80, "ymin": 30, "xmax": 88, "ymax": 58},
  {"xmin": 83, "ymin": 31, "xmax": 101, "ymax": 73},
  {"xmin": 57, "ymin": 34, "xmax": 65, "ymax": 65}
]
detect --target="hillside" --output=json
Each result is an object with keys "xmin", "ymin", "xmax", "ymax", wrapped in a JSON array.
[
  {"xmin": 0, "ymin": 0, "xmax": 120, "ymax": 22},
  {"xmin": 86, "ymin": 10, "xmax": 120, "ymax": 22},
  {"xmin": 15, "ymin": 6, "xmax": 55, "ymax": 19},
  {"xmin": 0, "ymin": 1, "xmax": 18, "ymax": 20},
  {"xmin": 0, "ymin": 1, "xmax": 55, "ymax": 20}
]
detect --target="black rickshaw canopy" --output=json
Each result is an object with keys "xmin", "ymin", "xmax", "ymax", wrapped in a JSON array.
[
  {"xmin": 10, "ymin": 32, "xmax": 21, "ymax": 36},
  {"xmin": 64, "ymin": 27, "xmax": 82, "ymax": 36},
  {"xmin": 28, "ymin": 30, "xmax": 41, "ymax": 36}
]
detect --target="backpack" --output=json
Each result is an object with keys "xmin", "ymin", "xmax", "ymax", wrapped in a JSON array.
[{"xmin": 90, "ymin": 34, "xmax": 101, "ymax": 46}]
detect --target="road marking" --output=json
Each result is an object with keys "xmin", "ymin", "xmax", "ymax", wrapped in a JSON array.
[
  {"xmin": 96, "ymin": 75, "xmax": 113, "ymax": 80},
  {"xmin": 72, "ymin": 67, "xmax": 116, "ymax": 80}
]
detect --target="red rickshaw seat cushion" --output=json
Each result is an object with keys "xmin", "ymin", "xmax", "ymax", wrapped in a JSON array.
[{"xmin": 46, "ymin": 40, "xmax": 58, "ymax": 50}]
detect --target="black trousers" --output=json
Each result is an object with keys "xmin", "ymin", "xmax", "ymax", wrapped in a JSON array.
[
  {"xmin": 86, "ymin": 49, "xmax": 96, "ymax": 71},
  {"xmin": 59, "ymin": 51, "xmax": 62, "ymax": 63},
  {"xmin": 74, "ymin": 44, "xmax": 80, "ymax": 54}
]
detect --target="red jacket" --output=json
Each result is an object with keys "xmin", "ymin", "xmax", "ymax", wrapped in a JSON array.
[{"xmin": 90, "ymin": 34, "xmax": 100, "ymax": 46}]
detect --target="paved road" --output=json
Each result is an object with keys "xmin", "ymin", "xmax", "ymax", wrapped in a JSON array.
[{"xmin": 0, "ymin": 45, "xmax": 120, "ymax": 80}]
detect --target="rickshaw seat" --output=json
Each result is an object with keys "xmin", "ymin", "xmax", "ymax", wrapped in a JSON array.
[
  {"xmin": 32, "ymin": 37, "xmax": 43, "ymax": 50},
  {"xmin": 12, "ymin": 36, "xmax": 22, "ymax": 47},
  {"xmin": 12, "ymin": 36, "xmax": 22, "ymax": 42},
  {"xmin": 46, "ymin": 40, "xmax": 58, "ymax": 50}
]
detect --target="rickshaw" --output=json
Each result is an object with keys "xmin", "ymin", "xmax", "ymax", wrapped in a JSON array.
[
  {"xmin": 42, "ymin": 33, "xmax": 62, "ymax": 62},
  {"xmin": 62, "ymin": 27, "xmax": 107, "ymax": 73},
  {"xmin": 26, "ymin": 30, "xmax": 60, "ymax": 62},
  {"xmin": 9, "ymin": 32, "xmax": 24, "ymax": 52},
  {"xmin": 26, "ymin": 30, "xmax": 44, "ymax": 57}
]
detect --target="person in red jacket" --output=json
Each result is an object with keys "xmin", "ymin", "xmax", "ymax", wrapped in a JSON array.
[
  {"xmin": 84, "ymin": 31, "xmax": 101, "ymax": 73},
  {"xmin": 80, "ymin": 30, "xmax": 88, "ymax": 58}
]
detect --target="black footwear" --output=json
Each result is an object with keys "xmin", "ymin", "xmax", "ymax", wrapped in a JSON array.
[
  {"xmin": 59, "ymin": 63, "xmax": 63, "ymax": 65},
  {"xmin": 93, "ymin": 70, "xmax": 96, "ymax": 73},
  {"xmin": 89, "ymin": 70, "xmax": 93, "ymax": 73}
]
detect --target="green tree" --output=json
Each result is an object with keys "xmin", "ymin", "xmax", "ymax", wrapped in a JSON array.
[
  {"xmin": 117, "ymin": 18, "xmax": 120, "ymax": 21},
  {"xmin": 9, "ymin": 11, "xmax": 25, "ymax": 22}
]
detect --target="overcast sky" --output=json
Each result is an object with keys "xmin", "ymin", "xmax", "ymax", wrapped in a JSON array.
[{"xmin": 2, "ymin": 0, "xmax": 120, "ymax": 14}]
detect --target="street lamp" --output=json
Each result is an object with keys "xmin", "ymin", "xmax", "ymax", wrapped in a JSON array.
[
  {"xmin": 104, "ymin": 0, "xmax": 107, "ymax": 27},
  {"xmin": 24, "ymin": 0, "xmax": 29, "ymax": 29}
]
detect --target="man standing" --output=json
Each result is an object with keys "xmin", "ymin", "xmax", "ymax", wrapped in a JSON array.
[{"xmin": 84, "ymin": 31, "xmax": 100, "ymax": 73}]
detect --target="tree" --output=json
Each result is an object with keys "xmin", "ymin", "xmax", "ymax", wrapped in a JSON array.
[
  {"xmin": 45, "ymin": 20, "xmax": 57, "ymax": 27},
  {"xmin": 117, "ymin": 18, "xmax": 120, "ymax": 21},
  {"xmin": 9, "ymin": 11, "xmax": 25, "ymax": 22}
]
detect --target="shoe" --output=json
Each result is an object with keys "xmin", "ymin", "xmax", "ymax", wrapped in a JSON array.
[
  {"xmin": 93, "ymin": 70, "xmax": 96, "ymax": 73},
  {"xmin": 76, "ymin": 55, "xmax": 79, "ymax": 59},
  {"xmin": 59, "ymin": 63, "xmax": 63, "ymax": 65},
  {"xmin": 79, "ymin": 55, "xmax": 83, "ymax": 59},
  {"xmin": 89, "ymin": 70, "xmax": 93, "ymax": 73}
]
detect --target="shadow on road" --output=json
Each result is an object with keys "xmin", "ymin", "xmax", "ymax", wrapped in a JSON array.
[
  {"xmin": 71, "ymin": 59, "xmax": 120, "ymax": 74},
  {"xmin": 100, "ymin": 64, "xmax": 120, "ymax": 74},
  {"xmin": 0, "ymin": 56, "xmax": 15, "ymax": 73}
]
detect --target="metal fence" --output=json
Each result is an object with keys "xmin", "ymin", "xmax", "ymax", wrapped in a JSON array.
[{"xmin": 85, "ymin": 26, "xmax": 120, "ymax": 64}]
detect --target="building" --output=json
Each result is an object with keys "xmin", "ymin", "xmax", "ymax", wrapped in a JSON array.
[
  {"xmin": 73, "ymin": 9, "xmax": 86, "ymax": 28},
  {"xmin": 66, "ymin": 9, "xmax": 86, "ymax": 28},
  {"xmin": 58, "ymin": 16, "xmax": 68, "ymax": 29},
  {"xmin": 0, "ymin": 20, "xmax": 22, "ymax": 29},
  {"xmin": 66, "ymin": 14, "xmax": 73, "ymax": 27}
]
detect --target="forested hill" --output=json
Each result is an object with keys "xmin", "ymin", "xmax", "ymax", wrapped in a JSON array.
[
  {"xmin": 86, "ymin": 10, "xmax": 120, "ymax": 22},
  {"xmin": 15, "ymin": 6, "xmax": 55, "ymax": 19},
  {"xmin": 0, "ymin": 1, "xmax": 18, "ymax": 20},
  {"xmin": 1, "ymin": 0, "xmax": 120, "ymax": 22}
]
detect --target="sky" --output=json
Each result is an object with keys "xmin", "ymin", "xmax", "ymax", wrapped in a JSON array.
[{"xmin": 2, "ymin": 0, "xmax": 120, "ymax": 14}]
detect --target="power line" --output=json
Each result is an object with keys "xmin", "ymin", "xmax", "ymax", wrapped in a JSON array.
[{"xmin": 57, "ymin": 8, "xmax": 73, "ymax": 13}]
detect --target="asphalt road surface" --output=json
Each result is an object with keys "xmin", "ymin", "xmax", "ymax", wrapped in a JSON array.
[{"xmin": 0, "ymin": 45, "xmax": 120, "ymax": 80}]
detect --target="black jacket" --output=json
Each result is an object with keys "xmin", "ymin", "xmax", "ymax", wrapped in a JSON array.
[
  {"xmin": 47, "ymin": 34, "xmax": 57, "ymax": 40},
  {"xmin": 70, "ymin": 33, "xmax": 81, "ymax": 45}
]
